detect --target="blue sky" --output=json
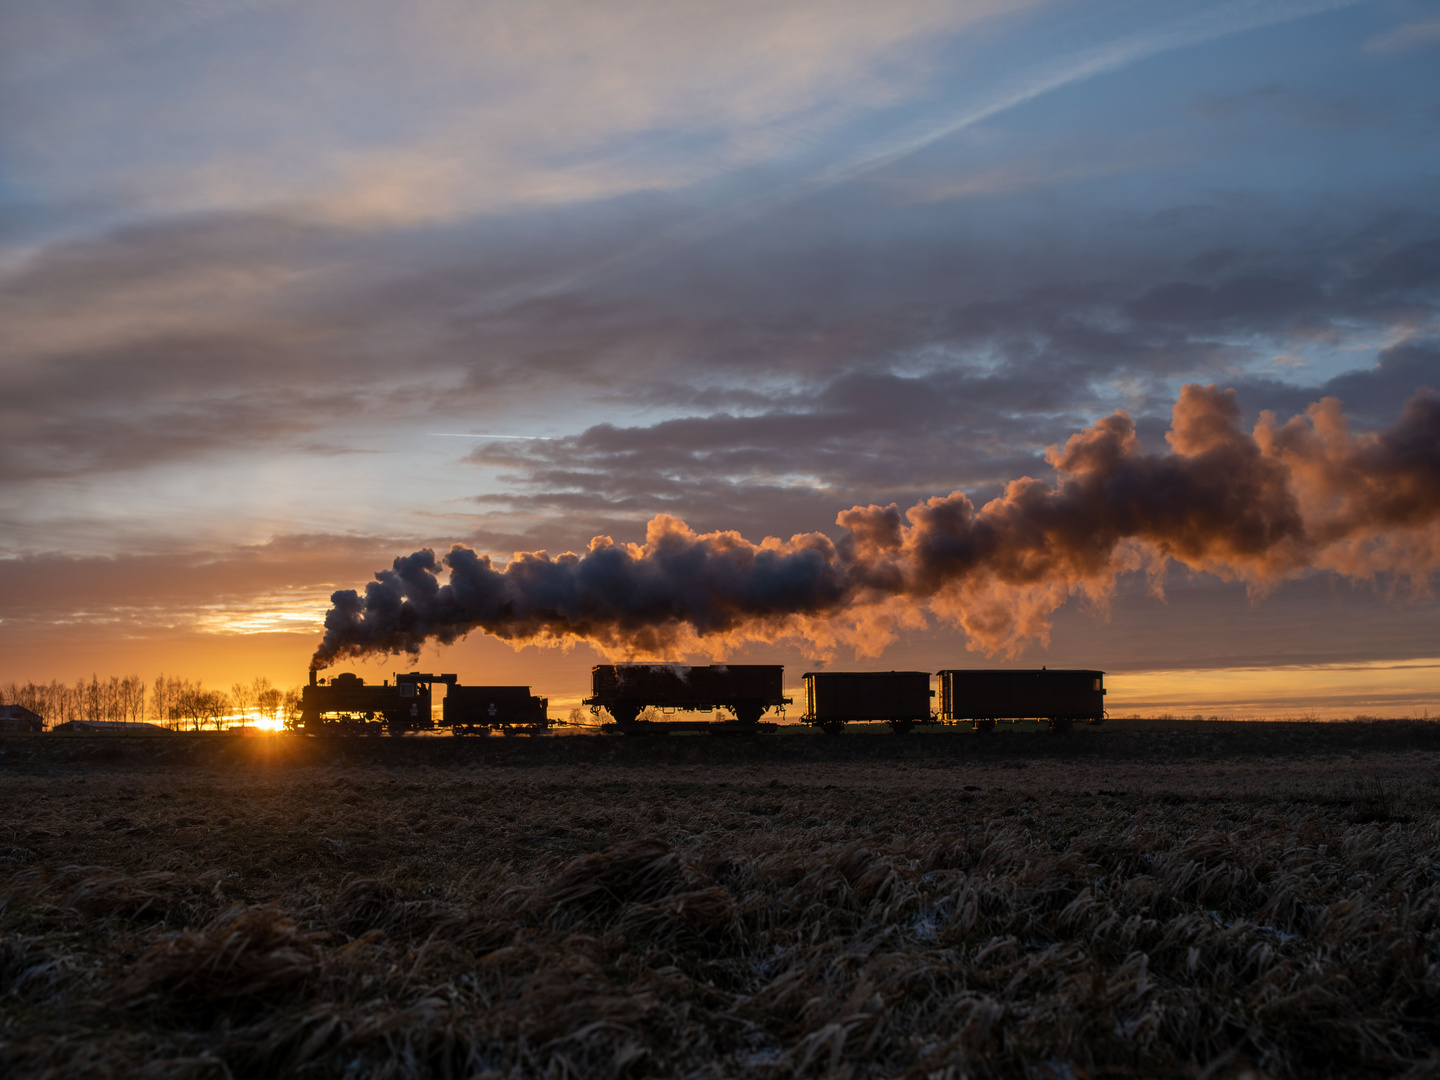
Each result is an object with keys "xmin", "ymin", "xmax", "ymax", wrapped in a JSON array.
[{"xmin": 1, "ymin": 0, "xmax": 1437, "ymax": 712}]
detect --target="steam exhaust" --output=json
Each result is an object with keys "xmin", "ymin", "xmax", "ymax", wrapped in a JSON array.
[{"xmin": 312, "ymin": 385, "xmax": 1440, "ymax": 667}]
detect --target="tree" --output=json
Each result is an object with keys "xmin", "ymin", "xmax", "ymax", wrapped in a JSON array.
[
  {"xmin": 171, "ymin": 680, "xmax": 215, "ymax": 731},
  {"xmin": 230, "ymin": 682, "xmax": 254, "ymax": 726},
  {"xmin": 81, "ymin": 675, "xmax": 100, "ymax": 723},
  {"xmin": 201, "ymin": 690, "xmax": 230, "ymax": 731},
  {"xmin": 119, "ymin": 675, "xmax": 145, "ymax": 724},
  {"xmin": 102, "ymin": 675, "xmax": 121, "ymax": 723},
  {"xmin": 283, "ymin": 687, "xmax": 305, "ymax": 730},
  {"xmin": 255, "ymin": 678, "xmax": 283, "ymax": 726},
  {"xmin": 151, "ymin": 675, "xmax": 171, "ymax": 728}
]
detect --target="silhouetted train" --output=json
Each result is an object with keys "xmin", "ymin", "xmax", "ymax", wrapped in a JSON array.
[
  {"xmin": 300, "ymin": 670, "xmax": 548, "ymax": 736},
  {"xmin": 299, "ymin": 664, "xmax": 1104, "ymax": 736}
]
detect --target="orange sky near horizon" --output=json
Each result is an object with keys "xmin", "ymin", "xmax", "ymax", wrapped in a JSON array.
[{"xmin": 3, "ymin": 622, "xmax": 1436, "ymax": 721}]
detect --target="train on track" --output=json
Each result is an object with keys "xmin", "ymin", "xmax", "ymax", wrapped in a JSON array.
[
  {"xmin": 299, "ymin": 670, "xmax": 549, "ymax": 737},
  {"xmin": 299, "ymin": 664, "xmax": 1105, "ymax": 736}
]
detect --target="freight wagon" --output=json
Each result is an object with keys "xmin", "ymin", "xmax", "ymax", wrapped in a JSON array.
[
  {"xmin": 937, "ymin": 668, "xmax": 1105, "ymax": 732},
  {"xmin": 802, "ymin": 671, "xmax": 934, "ymax": 734},
  {"xmin": 585, "ymin": 664, "xmax": 791, "ymax": 732},
  {"xmin": 445, "ymin": 685, "xmax": 550, "ymax": 736}
]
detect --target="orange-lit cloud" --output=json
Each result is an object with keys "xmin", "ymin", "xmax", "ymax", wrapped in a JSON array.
[{"xmin": 314, "ymin": 386, "xmax": 1440, "ymax": 667}]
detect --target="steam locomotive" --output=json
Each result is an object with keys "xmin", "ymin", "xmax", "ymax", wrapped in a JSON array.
[
  {"xmin": 299, "ymin": 664, "xmax": 1104, "ymax": 736},
  {"xmin": 299, "ymin": 670, "xmax": 548, "ymax": 736}
]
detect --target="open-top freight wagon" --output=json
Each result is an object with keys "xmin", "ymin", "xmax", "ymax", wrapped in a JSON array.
[
  {"xmin": 937, "ymin": 668, "xmax": 1106, "ymax": 732},
  {"xmin": 802, "ymin": 671, "xmax": 935, "ymax": 734},
  {"xmin": 300, "ymin": 671, "xmax": 551, "ymax": 736},
  {"xmin": 585, "ymin": 663, "xmax": 791, "ymax": 733}
]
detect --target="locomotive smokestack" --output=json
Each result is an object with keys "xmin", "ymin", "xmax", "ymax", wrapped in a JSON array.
[{"xmin": 311, "ymin": 385, "xmax": 1440, "ymax": 666}]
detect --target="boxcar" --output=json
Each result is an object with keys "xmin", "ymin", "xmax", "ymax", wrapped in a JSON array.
[
  {"xmin": 444, "ymin": 685, "xmax": 550, "ymax": 736},
  {"xmin": 937, "ymin": 669, "xmax": 1105, "ymax": 732},
  {"xmin": 585, "ymin": 664, "xmax": 789, "ymax": 728},
  {"xmin": 802, "ymin": 671, "xmax": 934, "ymax": 734}
]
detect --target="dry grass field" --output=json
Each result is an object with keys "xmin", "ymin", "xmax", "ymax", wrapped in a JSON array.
[{"xmin": 2, "ymin": 728, "xmax": 1439, "ymax": 1079}]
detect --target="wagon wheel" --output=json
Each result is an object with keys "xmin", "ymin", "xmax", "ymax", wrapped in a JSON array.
[
  {"xmin": 1050, "ymin": 716, "xmax": 1074, "ymax": 733},
  {"xmin": 890, "ymin": 719, "xmax": 915, "ymax": 735},
  {"xmin": 973, "ymin": 719, "xmax": 996, "ymax": 734},
  {"xmin": 819, "ymin": 721, "xmax": 846, "ymax": 736},
  {"xmin": 731, "ymin": 703, "xmax": 765, "ymax": 726},
  {"xmin": 608, "ymin": 703, "xmax": 642, "ymax": 728}
]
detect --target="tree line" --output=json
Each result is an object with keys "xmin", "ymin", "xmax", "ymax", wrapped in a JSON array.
[{"xmin": 0, "ymin": 674, "xmax": 305, "ymax": 731}]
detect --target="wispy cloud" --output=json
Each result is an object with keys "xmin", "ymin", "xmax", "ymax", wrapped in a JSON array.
[
  {"xmin": 472, "ymin": 0, "xmax": 1368, "ymax": 311},
  {"xmin": 1363, "ymin": 15, "xmax": 1440, "ymax": 54}
]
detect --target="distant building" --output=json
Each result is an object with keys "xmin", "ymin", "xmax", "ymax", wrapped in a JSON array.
[
  {"xmin": 50, "ymin": 719, "xmax": 173, "ymax": 735},
  {"xmin": 0, "ymin": 705, "xmax": 45, "ymax": 732}
]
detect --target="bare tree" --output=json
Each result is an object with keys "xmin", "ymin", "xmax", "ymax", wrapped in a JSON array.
[
  {"xmin": 102, "ymin": 676, "xmax": 120, "ymax": 723},
  {"xmin": 119, "ymin": 675, "xmax": 145, "ymax": 725},
  {"xmin": 7, "ymin": 671, "xmax": 303, "ymax": 733},
  {"xmin": 254, "ymin": 677, "xmax": 283, "ymax": 726},
  {"xmin": 171, "ymin": 681, "xmax": 206, "ymax": 732},
  {"xmin": 152, "ymin": 674, "xmax": 190, "ymax": 730},
  {"xmin": 201, "ymin": 690, "xmax": 230, "ymax": 731},
  {"xmin": 283, "ymin": 687, "xmax": 305, "ymax": 731},
  {"xmin": 230, "ymin": 681, "xmax": 255, "ymax": 727},
  {"xmin": 81, "ymin": 675, "xmax": 100, "ymax": 723},
  {"xmin": 51, "ymin": 680, "xmax": 79, "ymax": 728}
]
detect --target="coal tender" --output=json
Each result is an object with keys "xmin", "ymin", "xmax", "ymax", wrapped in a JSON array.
[
  {"xmin": 937, "ymin": 668, "xmax": 1106, "ymax": 732},
  {"xmin": 585, "ymin": 663, "xmax": 791, "ymax": 732},
  {"xmin": 802, "ymin": 670, "xmax": 935, "ymax": 734},
  {"xmin": 445, "ymin": 685, "xmax": 550, "ymax": 736}
]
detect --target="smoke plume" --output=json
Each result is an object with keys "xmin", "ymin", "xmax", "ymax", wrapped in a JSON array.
[{"xmin": 312, "ymin": 385, "xmax": 1440, "ymax": 667}]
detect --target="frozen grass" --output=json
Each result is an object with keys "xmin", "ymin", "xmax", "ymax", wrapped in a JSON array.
[{"xmin": 2, "ymin": 751, "xmax": 1439, "ymax": 1078}]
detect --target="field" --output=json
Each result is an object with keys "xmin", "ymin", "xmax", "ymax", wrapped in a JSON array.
[{"xmin": 2, "ymin": 723, "xmax": 1439, "ymax": 1079}]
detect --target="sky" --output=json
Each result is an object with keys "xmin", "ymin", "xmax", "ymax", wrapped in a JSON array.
[{"xmin": 1, "ymin": 0, "xmax": 1438, "ymax": 719}]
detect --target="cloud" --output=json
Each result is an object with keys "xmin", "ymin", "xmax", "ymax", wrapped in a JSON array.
[
  {"xmin": 1, "ymin": 0, "xmax": 1028, "ymax": 226},
  {"xmin": 1363, "ymin": 16, "xmax": 1440, "ymax": 54},
  {"xmin": 0, "ymin": 534, "xmax": 403, "ymax": 635},
  {"xmin": 312, "ymin": 387, "xmax": 1440, "ymax": 667},
  {"xmin": 3, "ymin": 0, "xmax": 1437, "ymax": 563}
]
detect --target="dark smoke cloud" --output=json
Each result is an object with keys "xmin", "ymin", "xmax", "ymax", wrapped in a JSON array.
[{"xmin": 312, "ymin": 385, "xmax": 1440, "ymax": 667}]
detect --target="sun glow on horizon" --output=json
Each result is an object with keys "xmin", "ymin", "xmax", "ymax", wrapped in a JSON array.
[{"xmin": 1106, "ymin": 659, "xmax": 1440, "ymax": 720}]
